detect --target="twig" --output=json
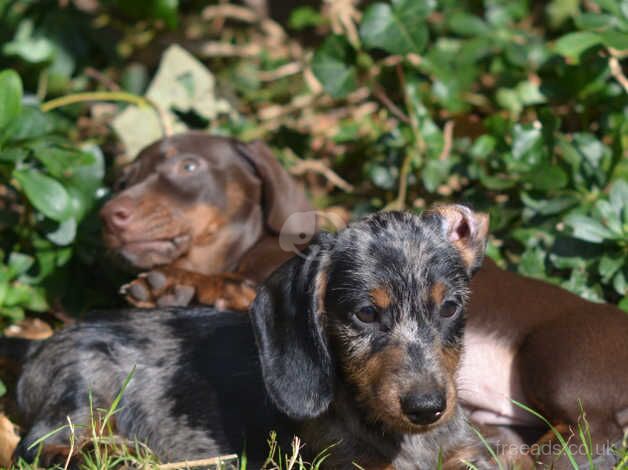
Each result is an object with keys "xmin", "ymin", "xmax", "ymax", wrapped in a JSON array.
[
  {"xmin": 385, "ymin": 150, "xmax": 413, "ymax": 211},
  {"xmin": 289, "ymin": 160, "xmax": 354, "ymax": 192},
  {"xmin": 608, "ymin": 50, "xmax": 628, "ymax": 93},
  {"xmin": 84, "ymin": 67, "xmax": 120, "ymax": 91},
  {"xmin": 202, "ymin": 3, "xmax": 286, "ymax": 42},
  {"xmin": 41, "ymin": 91, "xmax": 173, "ymax": 138},
  {"xmin": 438, "ymin": 120, "xmax": 455, "ymax": 161},
  {"xmin": 197, "ymin": 42, "xmax": 262, "ymax": 58},
  {"xmin": 202, "ymin": 3, "xmax": 258, "ymax": 22},
  {"xmin": 258, "ymin": 62, "xmax": 302, "ymax": 81},
  {"xmin": 372, "ymin": 85, "xmax": 410, "ymax": 123},
  {"xmin": 156, "ymin": 454, "xmax": 239, "ymax": 469}
]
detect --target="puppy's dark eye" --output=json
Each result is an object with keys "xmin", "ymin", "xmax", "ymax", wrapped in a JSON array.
[
  {"xmin": 355, "ymin": 306, "xmax": 378, "ymax": 324},
  {"xmin": 181, "ymin": 158, "xmax": 199, "ymax": 172},
  {"xmin": 439, "ymin": 301, "xmax": 459, "ymax": 318}
]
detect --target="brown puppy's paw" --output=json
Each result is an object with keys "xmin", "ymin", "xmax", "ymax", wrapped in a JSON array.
[
  {"xmin": 208, "ymin": 276, "xmax": 257, "ymax": 312},
  {"xmin": 121, "ymin": 270, "xmax": 196, "ymax": 308},
  {"xmin": 121, "ymin": 269, "xmax": 257, "ymax": 311}
]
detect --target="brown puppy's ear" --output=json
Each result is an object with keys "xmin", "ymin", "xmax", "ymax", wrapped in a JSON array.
[
  {"xmin": 424, "ymin": 204, "xmax": 489, "ymax": 274},
  {"xmin": 234, "ymin": 140, "xmax": 313, "ymax": 235}
]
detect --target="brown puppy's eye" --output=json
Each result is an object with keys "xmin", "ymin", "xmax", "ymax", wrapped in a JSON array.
[
  {"xmin": 439, "ymin": 301, "xmax": 459, "ymax": 318},
  {"xmin": 355, "ymin": 306, "xmax": 378, "ymax": 324},
  {"xmin": 181, "ymin": 159, "xmax": 199, "ymax": 172}
]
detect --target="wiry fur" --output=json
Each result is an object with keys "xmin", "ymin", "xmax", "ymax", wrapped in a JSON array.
[{"xmin": 13, "ymin": 208, "xmax": 493, "ymax": 469}]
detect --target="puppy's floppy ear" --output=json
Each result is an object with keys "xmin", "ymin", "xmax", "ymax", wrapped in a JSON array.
[
  {"xmin": 423, "ymin": 204, "xmax": 489, "ymax": 274},
  {"xmin": 250, "ymin": 233, "xmax": 335, "ymax": 420},
  {"xmin": 234, "ymin": 140, "xmax": 313, "ymax": 235}
]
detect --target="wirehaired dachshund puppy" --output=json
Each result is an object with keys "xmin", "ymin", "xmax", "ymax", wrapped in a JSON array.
[
  {"xmin": 100, "ymin": 131, "xmax": 313, "ymax": 311},
  {"xmin": 11, "ymin": 206, "xmax": 492, "ymax": 469}
]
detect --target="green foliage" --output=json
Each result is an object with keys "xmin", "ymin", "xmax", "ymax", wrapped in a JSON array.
[
  {"xmin": 359, "ymin": 0, "xmax": 433, "ymax": 55},
  {"xmin": 311, "ymin": 0, "xmax": 627, "ymax": 308},
  {"xmin": 0, "ymin": 69, "xmax": 107, "ymax": 321},
  {"xmin": 0, "ymin": 0, "xmax": 625, "ymax": 326}
]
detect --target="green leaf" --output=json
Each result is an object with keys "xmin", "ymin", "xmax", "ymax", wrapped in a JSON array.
[
  {"xmin": 524, "ymin": 163, "xmax": 568, "ymax": 190},
  {"xmin": 152, "ymin": 0, "xmax": 179, "ymax": 29},
  {"xmin": 609, "ymin": 180, "xmax": 628, "ymax": 215},
  {"xmin": 8, "ymin": 252, "xmax": 34, "ymax": 278},
  {"xmin": 520, "ymin": 193, "xmax": 578, "ymax": 216},
  {"xmin": 45, "ymin": 218, "xmax": 77, "ymax": 246},
  {"xmin": 448, "ymin": 12, "xmax": 490, "ymax": 36},
  {"xmin": 519, "ymin": 246, "xmax": 547, "ymax": 279},
  {"xmin": 0, "ymin": 380, "xmax": 5, "ymax": 397},
  {"xmin": 554, "ymin": 31, "xmax": 602, "ymax": 61},
  {"xmin": 0, "ymin": 69, "xmax": 23, "ymax": 132},
  {"xmin": 359, "ymin": 0, "xmax": 433, "ymax": 54},
  {"xmin": 470, "ymin": 135, "xmax": 496, "ymax": 160},
  {"xmin": 0, "ymin": 306, "xmax": 24, "ymax": 321},
  {"xmin": 30, "ymin": 144, "xmax": 96, "ymax": 180},
  {"xmin": 114, "ymin": 0, "xmax": 179, "ymax": 29},
  {"xmin": 12, "ymin": 169, "xmax": 72, "ymax": 222},
  {"xmin": 613, "ymin": 270, "xmax": 627, "ymax": 296},
  {"xmin": 599, "ymin": 254, "xmax": 623, "ymax": 282},
  {"xmin": 511, "ymin": 124, "xmax": 544, "ymax": 169},
  {"xmin": 311, "ymin": 36, "xmax": 358, "ymax": 98},
  {"xmin": 289, "ymin": 6, "xmax": 324, "ymax": 30},
  {"xmin": 599, "ymin": 30, "xmax": 628, "ymax": 50},
  {"xmin": 565, "ymin": 214, "xmax": 614, "ymax": 243},
  {"xmin": 7, "ymin": 105, "xmax": 68, "ymax": 142},
  {"xmin": 574, "ymin": 12, "xmax": 621, "ymax": 30},
  {"xmin": 2, "ymin": 20, "xmax": 55, "ymax": 64},
  {"xmin": 593, "ymin": 200, "xmax": 622, "ymax": 235}
]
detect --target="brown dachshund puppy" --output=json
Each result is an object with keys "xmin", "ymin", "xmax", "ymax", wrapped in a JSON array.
[{"xmin": 100, "ymin": 132, "xmax": 313, "ymax": 311}]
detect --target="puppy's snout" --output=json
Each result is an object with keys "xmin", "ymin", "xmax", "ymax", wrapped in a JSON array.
[
  {"xmin": 101, "ymin": 197, "xmax": 135, "ymax": 231},
  {"xmin": 401, "ymin": 390, "xmax": 446, "ymax": 425}
]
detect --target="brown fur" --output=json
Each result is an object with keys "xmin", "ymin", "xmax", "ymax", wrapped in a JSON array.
[
  {"xmin": 101, "ymin": 132, "xmax": 313, "ymax": 311},
  {"xmin": 370, "ymin": 287, "xmax": 392, "ymax": 310},
  {"xmin": 431, "ymin": 282, "xmax": 447, "ymax": 306}
]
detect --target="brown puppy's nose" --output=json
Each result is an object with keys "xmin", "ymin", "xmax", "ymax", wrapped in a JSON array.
[
  {"xmin": 100, "ymin": 197, "xmax": 135, "ymax": 230},
  {"xmin": 401, "ymin": 391, "xmax": 446, "ymax": 425}
]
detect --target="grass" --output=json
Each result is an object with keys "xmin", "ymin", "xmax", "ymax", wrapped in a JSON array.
[{"xmin": 3, "ymin": 379, "xmax": 627, "ymax": 470}]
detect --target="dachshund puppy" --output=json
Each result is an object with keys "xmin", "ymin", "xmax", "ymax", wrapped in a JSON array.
[
  {"xmin": 100, "ymin": 132, "xmax": 313, "ymax": 310},
  {"xmin": 11, "ymin": 206, "xmax": 494, "ymax": 469}
]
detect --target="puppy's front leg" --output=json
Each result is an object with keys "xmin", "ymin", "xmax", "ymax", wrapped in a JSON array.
[{"xmin": 121, "ymin": 267, "xmax": 256, "ymax": 311}]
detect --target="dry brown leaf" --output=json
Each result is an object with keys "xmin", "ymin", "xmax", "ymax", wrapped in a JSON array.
[
  {"xmin": 4, "ymin": 318, "xmax": 53, "ymax": 340},
  {"xmin": 0, "ymin": 414, "xmax": 19, "ymax": 468}
]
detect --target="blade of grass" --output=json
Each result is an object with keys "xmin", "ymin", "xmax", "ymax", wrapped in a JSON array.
[
  {"xmin": 512, "ymin": 399, "xmax": 579, "ymax": 469},
  {"xmin": 470, "ymin": 426, "xmax": 505, "ymax": 470},
  {"xmin": 99, "ymin": 366, "xmax": 136, "ymax": 435},
  {"xmin": 576, "ymin": 400, "xmax": 594, "ymax": 468}
]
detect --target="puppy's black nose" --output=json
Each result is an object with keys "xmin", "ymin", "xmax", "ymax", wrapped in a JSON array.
[{"xmin": 401, "ymin": 391, "xmax": 446, "ymax": 425}]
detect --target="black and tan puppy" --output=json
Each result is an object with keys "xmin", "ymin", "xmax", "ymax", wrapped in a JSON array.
[{"xmin": 11, "ymin": 206, "xmax": 492, "ymax": 469}]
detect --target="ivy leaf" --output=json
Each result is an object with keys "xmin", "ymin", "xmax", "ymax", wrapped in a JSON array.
[
  {"xmin": 359, "ymin": 0, "xmax": 434, "ymax": 54},
  {"xmin": 0, "ymin": 69, "xmax": 23, "ymax": 133},
  {"xmin": 12, "ymin": 169, "xmax": 72, "ymax": 222},
  {"xmin": 312, "ymin": 35, "xmax": 358, "ymax": 98}
]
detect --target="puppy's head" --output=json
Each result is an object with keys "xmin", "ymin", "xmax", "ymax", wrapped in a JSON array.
[
  {"xmin": 251, "ymin": 205, "xmax": 488, "ymax": 434},
  {"xmin": 100, "ymin": 132, "xmax": 311, "ymax": 272}
]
